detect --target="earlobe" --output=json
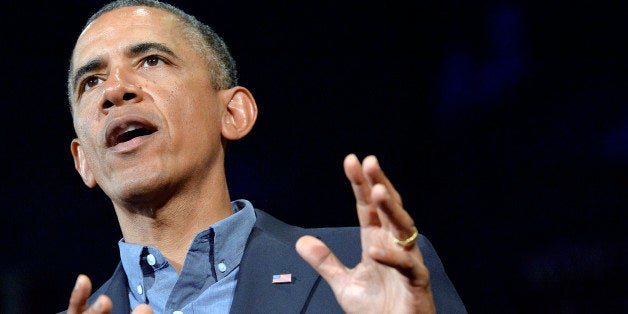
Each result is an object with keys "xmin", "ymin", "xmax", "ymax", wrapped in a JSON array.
[
  {"xmin": 221, "ymin": 87, "xmax": 258, "ymax": 140},
  {"xmin": 70, "ymin": 139, "xmax": 97, "ymax": 188}
]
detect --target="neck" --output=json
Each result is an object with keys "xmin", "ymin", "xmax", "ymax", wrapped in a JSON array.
[{"xmin": 113, "ymin": 180, "xmax": 233, "ymax": 273}]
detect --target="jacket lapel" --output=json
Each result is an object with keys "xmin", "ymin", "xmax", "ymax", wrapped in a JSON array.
[
  {"xmin": 87, "ymin": 263, "xmax": 131, "ymax": 314},
  {"xmin": 229, "ymin": 209, "xmax": 322, "ymax": 314}
]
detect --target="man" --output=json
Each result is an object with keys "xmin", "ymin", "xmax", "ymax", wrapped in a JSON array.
[{"xmin": 62, "ymin": 0, "xmax": 466, "ymax": 313}]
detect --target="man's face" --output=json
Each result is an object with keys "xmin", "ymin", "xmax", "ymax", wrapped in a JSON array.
[{"xmin": 69, "ymin": 6, "xmax": 226, "ymax": 203}]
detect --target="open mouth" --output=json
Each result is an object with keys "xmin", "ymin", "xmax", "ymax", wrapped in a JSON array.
[
  {"xmin": 106, "ymin": 118, "xmax": 157, "ymax": 148},
  {"xmin": 114, "ymin": 126, "xmax": 155, "ymax": 145}
]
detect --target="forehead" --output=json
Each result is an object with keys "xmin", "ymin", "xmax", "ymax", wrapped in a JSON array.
[{"xmin": 72, "ymin": 6, "xmax": 192, "ymax": 67}]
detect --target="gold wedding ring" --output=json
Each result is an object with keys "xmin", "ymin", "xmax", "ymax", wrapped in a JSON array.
[{"xmin": 393, "ymin": 226, "xmax": 418, "ymax": 247}]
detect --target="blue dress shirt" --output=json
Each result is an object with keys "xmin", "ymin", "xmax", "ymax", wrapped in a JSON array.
[{"xmin": 118, "ymin": 199, "xmax": 256, "ymax": 314}]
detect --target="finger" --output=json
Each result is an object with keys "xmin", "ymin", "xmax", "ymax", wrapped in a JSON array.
[
  {"xmin": 67, "ymin": 274, "xmax": 91, "ymax": 314},
  {"xmin": 368, "ymin": 242, "xmax": 430, "ymax": 288},
  {"xmin": 372, "ymin": 183, "xmax": 416, "ymax": 241},
  {"xmin": 363, "ymin": 156, "xmax": 416, "ymax": 239},
  {"xmin": 343, "ymin": 153, "xmax": 380, "ymax": 227},
  {"xmin": 68, "ymin": 274, "xmax": 113, "ymax": 314},
  {"xmin": 362, "ymin": 155, "xmax": 401, "ymax": 203},
  {"xmin": 295, "ymin": 235, "xmax": 349, "ymax": 288},
  {"xmin": 132, "ymin": 304, "xmax": 154, "ymax": 314},
  {"xmin": 86, "ymin": 295, "xmax": 113, "ymax": 314}
]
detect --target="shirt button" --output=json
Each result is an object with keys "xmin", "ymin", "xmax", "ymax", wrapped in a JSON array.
[
  {"xmin": 147, "ymin": 254, "xmax": 156, "ymax": 266},
  {"xmin": 218, "ymin": 262, "xmax": 227, "ymax": 272},
  {"xmin": 173, "ymin": 311, "xmax": 183, "ymax": 314},
  {"xmin": 137, "ymin": 285, "xmax": 143, "ymax": 295}
]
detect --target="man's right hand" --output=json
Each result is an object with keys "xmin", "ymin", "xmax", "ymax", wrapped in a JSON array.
[{"xmin": 67, "ymin": 274, "xmax": 153, "ymax": 314}]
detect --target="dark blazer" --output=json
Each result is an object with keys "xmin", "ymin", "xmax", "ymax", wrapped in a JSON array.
[{"xmin": 59, "ymin": 209, "xmax": 467, "ymax": 313}]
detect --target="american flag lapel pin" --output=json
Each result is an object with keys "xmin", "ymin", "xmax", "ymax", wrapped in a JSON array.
[{"xmin": 272, "ymin": 273, "xmax": 292, "ymax": 284}]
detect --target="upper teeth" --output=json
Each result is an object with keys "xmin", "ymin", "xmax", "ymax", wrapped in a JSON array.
[{"xmin": 123, "ymin": 125, "xmax": 141, "ymax": 133}]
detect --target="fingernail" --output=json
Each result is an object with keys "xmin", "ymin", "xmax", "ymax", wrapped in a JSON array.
[
  {"xmin": 94, "ymin": 297, "xmax": 103, "ymax": 311},
  {"xmin": 73, "ymin": 275, "xmax": 81, "ymax": 291}
]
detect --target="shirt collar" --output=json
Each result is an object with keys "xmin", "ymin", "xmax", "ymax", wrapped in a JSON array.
[{"xmin": 118, "ymin": 199, "xmax": 256, "ymax": 287}]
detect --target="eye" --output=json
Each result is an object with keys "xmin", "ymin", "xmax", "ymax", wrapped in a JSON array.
[
  {"xmin": 82, "ymin": 76, "xmax": 103, "ymax": 92},
  {"xmin": 141, "ymin": 55, "xmax": 166, "ymax": 68}
]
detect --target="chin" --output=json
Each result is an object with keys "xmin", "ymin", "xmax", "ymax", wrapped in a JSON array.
[{"xmin": 107, "ymin": 174, "xmax": 172, "ymax": 208}]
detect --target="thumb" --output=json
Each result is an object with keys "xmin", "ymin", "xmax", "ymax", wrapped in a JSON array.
[
  {"xmin": 296, "ymin": 235, "xmax": 348, "ymax": 287},
  {"xmin": 132, "ymin": 303, "xmax": 154, "ymax": 314}
]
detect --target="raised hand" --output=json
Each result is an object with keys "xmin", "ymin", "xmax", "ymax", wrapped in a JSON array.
[{"xmin": 296, "ymin": 154, "xmax": 435, "ymax": 314}]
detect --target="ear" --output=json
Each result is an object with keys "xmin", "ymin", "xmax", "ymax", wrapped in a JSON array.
[
  {"xmin": 70, "ymin": 139, "xmax": 97, "ymax": 188},
  {"xmin": 220, "ymin": 86, "xmax": 258, "ymax": 141}
]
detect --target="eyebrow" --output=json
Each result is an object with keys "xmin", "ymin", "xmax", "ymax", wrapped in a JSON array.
[
  {"xmin": 72, "ymin": 58, "xmax": 103, "ymax": 93},
  {"xmin": 129, "ymin": 42, "xmax": 176, "ymax": 59},
  {"xmin": 71, "ymin": 42, "xmax": 177, "ymax": 93}
]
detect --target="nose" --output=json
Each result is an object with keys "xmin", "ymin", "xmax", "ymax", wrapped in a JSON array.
[{"xmin": 102, "ymin": 68, "xmax": 143, "ymax": 110}]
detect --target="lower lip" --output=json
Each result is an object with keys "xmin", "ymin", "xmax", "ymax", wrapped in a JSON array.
[{"xmin": 108, "ymin": 133, "xmax": 154, "ymax": 154}]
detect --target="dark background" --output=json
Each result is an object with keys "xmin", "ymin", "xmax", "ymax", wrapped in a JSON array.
[{"xmin": 1, "ymin": 0, "xmax": 625, "ymax": 313}]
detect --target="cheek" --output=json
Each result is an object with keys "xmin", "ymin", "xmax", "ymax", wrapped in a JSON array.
[
  {"xmin": 73, "ymin": 117, "xmax": 88, "ymax": 140},
  {"xmin": 157, "ymin": 78, "xmax": 223, "ymax": 146},
  {"xmin": 166, "ymin": 85, "xmax": 220, "ymax": 126},
  {"xmin": 73, "ymin": 115, "xmax": 100, "ymax": 149}
]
